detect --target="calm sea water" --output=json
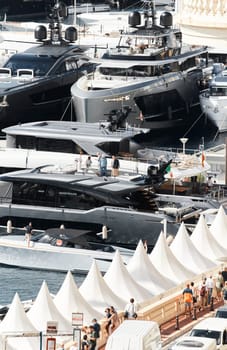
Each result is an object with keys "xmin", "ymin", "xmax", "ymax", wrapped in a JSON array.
[{"xmin": 0, "ymin": 267, "xmax": 85, "ymax": 306}]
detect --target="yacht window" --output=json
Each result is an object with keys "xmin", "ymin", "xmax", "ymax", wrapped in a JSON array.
[
  {"xmin": 65, "ymin": 58, "xmax": 78, "ymax": 71},
  {"xmin": 179, "ymin": 57, "xmax": 197, "ymax": 71},
  {"xmin": 15, "ymin": 136, "xmax": 78, "ymax": 153},
  {"xmin": 210, "ymin": 87, "xmax": 227, "ymax": 96},
  {"xmin": 4, "ymin": 54, "xmax": 56, "ymax": 76}
]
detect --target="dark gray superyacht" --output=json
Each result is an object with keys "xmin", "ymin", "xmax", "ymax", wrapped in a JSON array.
[
  {"xmin": 71, "ymin": 1, "xmax": 209, "ymax": 131},
  {"xmin": 0, "ymin": 165, "xmax": 177, "ymax": 250}
]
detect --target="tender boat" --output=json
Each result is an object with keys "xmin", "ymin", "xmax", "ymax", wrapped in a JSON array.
[
  {"xmin": 0, "ymin": 226, "xmax": 134, "ymax": 272},
  {"xmin": 0, "ymin": 2, "xmax": 95, "ymax": 130},
  {"xmin": 200, "ymin": 65, "xmax": 227, "ymax": 133},
  {"xmin": 71, "ymin": 1, "xmax": 209, "ymax": 131}
]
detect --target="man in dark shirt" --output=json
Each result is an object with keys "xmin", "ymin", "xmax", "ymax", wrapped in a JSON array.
[{"xmin": 92, "ymin": 318, "xmax": 100, "ymax": 339}]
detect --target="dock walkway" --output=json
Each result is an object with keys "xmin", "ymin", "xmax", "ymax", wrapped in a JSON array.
[{"xmin": 98, "ymin": 298, "xmax": 224, "ymax": 350}]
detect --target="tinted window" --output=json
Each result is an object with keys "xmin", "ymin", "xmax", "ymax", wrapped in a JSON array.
[
  {"xmin": 216, "ymin": 310, "xmax": 227, "ymax": 318},
  {"xmin": 4, "ymin": 54, "xmax": 57, "ymax": 76},
  {"xmin": 190, "ymin": 329, "xmax": 221, "ymax": 345}
]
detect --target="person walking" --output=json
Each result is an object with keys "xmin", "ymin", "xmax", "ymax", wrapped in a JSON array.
[
  {"xmin": 199, "ymin": 281, "xmax": 207, "ymax": 311},
  {"xmin": 206, "ymin": 275, "xmax": 214, "ymax": 305},
  {"xmin": 182, "ymin": 283, "xmax": 193, "ymax": 316},
  {"xmin": 111, "ymin": 155, "xmax": 120, "ymax": 177}
]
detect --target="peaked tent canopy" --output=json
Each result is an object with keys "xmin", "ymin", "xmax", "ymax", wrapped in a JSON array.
[
  {"xmin": 190, "ymin": 215, "xmax": 227, "ymax": 263},
  {"xmin": 104, "ymin": 249, "xmax": 152, "ymax": 303},
  {"xmin": 27, "ymin": 280, "xmax": 72, "ymax": 333},
  {"xmin": 210, "ymin": 206, "xmax": 227, "ymax": 249},
  {"xmin": 127, "ymin": 240, "xmax": 176, "ymax": 295},
  {"xmin": 79, "ymin": 260, "xmax": 125, "ymax": 313},
  {"xmin": 54, "ymin": 271, "xmax": 103, "ymax": 325},
  {"xmin": 170, "ymin": 222, "xmax": 216, "ymax": 274},
  {"xmin": 149, "ymin": 231, "xmax": 195, "ymax": 284},
  {"xmin": 0, "ymin": 293, "xmax": 39, "ymax": 350}
]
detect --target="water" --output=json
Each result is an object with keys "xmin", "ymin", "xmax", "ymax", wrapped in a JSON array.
[{"xmin": 0, "ymin": 266, "xmax": 85, "ymax": 306}]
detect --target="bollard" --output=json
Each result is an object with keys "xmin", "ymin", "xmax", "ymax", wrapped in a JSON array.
[
  {"xmin": 192, "ymin": 306, "xmax": 197, "ymax": 320},
  {"xmin": 175, "ymin": 315, "xmax": 179, "ymax": 330},
  {"xmin": 210, "ymin": 296, "xmax": 214, "ymax": 311}
]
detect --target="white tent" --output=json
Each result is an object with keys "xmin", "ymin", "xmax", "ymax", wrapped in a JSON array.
[
  {"xmin": 27, "ymin": 281, "xmax": 72, "ymax": 333},
  {"xmin": 104, "ymin": 250, "xmax": 152, "ymax": 303},
  {"xmin": 79, "ymin": 260, "xmax": 125, "ymax": 314},
  {"xmin": 0, "ymin": 293, "xmax": 40, "ymax": 350},
  {"xmin": 127, "ymin": 241, "xmax": 176, "ymax": 294},
  {"xmin": 54, "ymin": 271, "xmax": 103, "ymax": 326},
  {"xmin": 127, "ymin": 240, "xmax": 176, "ymax": 295},
  {"xmin": 149, "ymin": 231, "xmax": 195, "ymax": 284},
  {"xmin": 170, "ymin": 222, "xmax": 216, "ymax": 274},
  {"xmin": 190, "ymin": 214, "xmax": 227, "ymax": 263},
  {"xmin": 210, "ymin": 206, "xmax": 227, "ymax": 249}
]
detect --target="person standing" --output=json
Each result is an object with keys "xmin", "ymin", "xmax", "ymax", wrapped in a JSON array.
[
  {"xmin": 216, "ymin": 271, "xmax": 224, "ymax": 301},
  {"xmin": 124, "ymin": 298, "xmax": 138, "ymax": 319},
  {"xmin": 25, "ymin": 222, "xmax": 33, "ymax": 248},
  {"xmin": 222, "ymin": 281, "xmax": 227, "ymax": 304},
  {"xmin": 100, "ymin": 154, "xmax": 107, "ymax": 176},
  {"xmin": 81, "ymin": 334, "xmax": 89, "ymax": 350},
  {"xmin": 88, "ymin": 325, "xmax": 96, "ymax": 350},
  {"xmin": 182, "ymin": 283, "xmax": 193, "ymax": 316},
  {"xmin": 107, "ymin": 306, "xmax": 120, "ymax": 335},
  {"xmin": 91, "ymin": 318, "xmax": 100, "ymax": 340},
  {"xmin": 111, "ymin": 155, "xmax": 120, "ymax": 177},
  {"xmin": 85, "ymin": 155, "xmax": 92, "ymax": 173}
]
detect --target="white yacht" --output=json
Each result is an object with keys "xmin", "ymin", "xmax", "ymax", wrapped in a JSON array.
[
  {"xmin": 200, "ymin": 68, "xmax": 227, "ymax": 133},
  {"xmin": 1, "ymin": 119, "xmax": 160, "ymax": 178},
  {"xmin": 0, "ymin": 226, "xmax": 133, "ymax": 273}
]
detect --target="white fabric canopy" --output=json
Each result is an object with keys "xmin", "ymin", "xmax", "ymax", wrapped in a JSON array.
[
  {"xmin": 79, "ymin": 260, "xmax": 125, "ymax": 314},
  {"xmin": 27, "ymin": 281, "xmax": 72, "ymax": 333},
  {"xmin": 104, "ymin": 250, "xmax": 152, "ymax": 304},
  {"xmin": 210, "ymin": 206, "xmax": 227, "ymax": 249},
  {"xmin": 54, "ymin": 271, "xmax": 103, "ymax": 326},
  {"xmin": 126, "ymin": 240, "xmax": 176, "ymax": 294},
  {"xmin": 190, "ymin": 215, "xmax": 227, "ymax": 263},
  {"xmin": 149, "ymin": 231, "xmax": 195, "ymax": 284},
  {"xmin": 0, "ymin": 293, "xmax": 40, "ymax": 350},
  {"xmin": 170, "ymin": 222, "xmax": 216, "ymax": 274}
]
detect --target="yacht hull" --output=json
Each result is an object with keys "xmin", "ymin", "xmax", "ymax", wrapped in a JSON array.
[
  {"xmin": 0, "ymin": 204, "xmax": 178, "ymax": 249},
  {"xmin": 71, "ymin": 69, "xmax": 203, "ymax": 130},
  {"xmin": 200, "ymin": 92, "xmax": 227, "ymax": 132},
  {"xmin": 0, "ymin": 235, "xmax": 132, "ymax": 272}
]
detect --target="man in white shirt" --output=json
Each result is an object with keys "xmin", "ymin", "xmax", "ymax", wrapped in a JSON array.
[
  {"xmin": 124, "ymin": 298, "xmax": 138, "ymax": 319},
  {"xmin": 206, "ymin": 275, "xmax": 214, "ymax": 305}
]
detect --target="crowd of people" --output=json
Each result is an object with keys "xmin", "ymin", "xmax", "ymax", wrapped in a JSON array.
[
  {"xmin": 74, "ymin": 298, "xmax": 138, "ymax": 350},
  {"xmin": 182, "ymin": 268, "xmax": 227, "ymax": 317}
]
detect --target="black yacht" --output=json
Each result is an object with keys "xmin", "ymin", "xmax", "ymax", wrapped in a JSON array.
[{"xmin": 0, "ymin": 2, "xmax": 95, "ymax": 130}]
